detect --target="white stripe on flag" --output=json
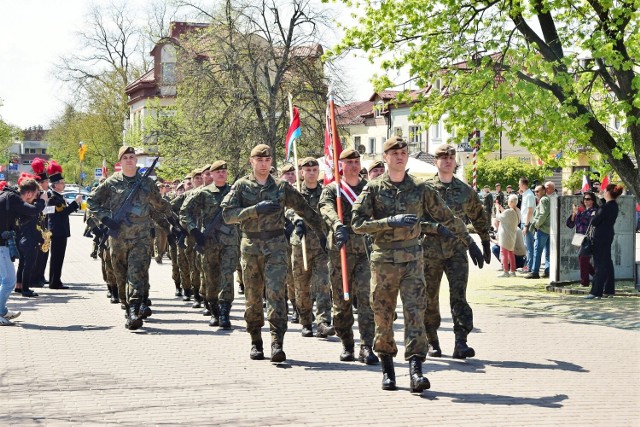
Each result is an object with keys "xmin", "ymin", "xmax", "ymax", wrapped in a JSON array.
[{"xmin": 338, "ymin": 181, "xmax": 358, "ymax": 205}]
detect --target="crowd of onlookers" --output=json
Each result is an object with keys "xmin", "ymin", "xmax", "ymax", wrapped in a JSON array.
[{"xmin": 481, "ymin": 177, "xmax": 625, "ymax": 299}]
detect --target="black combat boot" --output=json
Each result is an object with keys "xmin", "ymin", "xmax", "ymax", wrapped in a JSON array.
[
  {"xmin": 182, "ymin": 288, "xmax": 192, "ymax": 302},
  {"xmin": 340, "ymin": 343, "xmax": 355, "ymax": 362},
  {"xmin": 289, "ymin": 300, "xmax": 299, "ymax": 323},
  {"xmin": 125, "ymin": 302, "xmax": 143, "ymax": 330},
  {"xmin": 145, "ymin": 298, "xmax": 152, "ymax": 306},
  {"xmin": 409, "ymin": 356, "xmax": 430, "ymax": 393},
  {"xmin": 139, "ymin": 300, "xmax": 152, "ymax": 319},
  {"xmin": 219, "ymin": 302, "xmax": 231, "ymax": 329},
  {"xmin": 452, "ymin": 340, "xmax": 475, "ymax": 359},
  {"xmin": 380, "ymin": 355, "xmax": 397, "ymax": 391},
  {"xmin": 237, "ymin": 282, "xmax": 244, "ymax": 295},
  {"xmin": 202, "ymin": 300, "xmax": 212, "ymax": 316},
  {"xmin": 208, "ymin": 302, "xmax": 220, "ymax": 327},
  {"xmin": 301, "ymin": 324, "xmax": 313, "ymax": 337},
  {"xmin": 428, "ymin": 341, "xmax": 442, "ymax": 357},
  {"xmin": 106, "ymin": 285, "xmax": 112, "ymax": 299},
  {"xmin": 315, "ymin": 322, "xmax": 336, "ymax": 338},
  {"xmin": 359, "ymin": 345, "xmax": 380, "ymax": 365},
  {"xmin": 270, "ymin": 342, "xmax": 286, "ymax": 363},
  {"xmin": 250, "ymin": 340, "xmax": 264, "ymax": 360},
  {"xmin": 192, "ymin": 293, "xmax": 202, "ymax": 309},
  {"xmin": 110, "ymin": 286, "xmax": 119, "ymax": 304},
  {"xmin": 174, "ymin": 282, "xmax": 182, "ymax": 297}
]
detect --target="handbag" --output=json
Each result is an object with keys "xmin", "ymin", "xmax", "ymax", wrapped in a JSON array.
[
  {"xmin": 571, "ymin": 233, "xmax": 585, "ymax": 247},
  {"xmin": 578, "ymin": 224, "xmax": 594, "ymax": 257}
]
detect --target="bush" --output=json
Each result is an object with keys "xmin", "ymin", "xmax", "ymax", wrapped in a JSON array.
[{"xmin": 463, "ymin": 157, "xmax": 548, "ymax": 189}]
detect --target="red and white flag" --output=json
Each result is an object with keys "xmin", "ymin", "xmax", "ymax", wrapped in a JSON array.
[
  {"xmin": 600, "ymin": 174, "xmax": 609, "ymax": 189},
  {"xmin": 581, "ymin": 175, "xmax": 590, "ymax": 193},
  {"xmin": 339, "ymin": 181, "xmax": 358, "ymax": 205},
  {"xmin": 323, "ymin": 106, "xmax": 342, "ymax": 185},
  {"xmin": 101, "ymin": 158, "xmax": 109, "ymax": 178}
]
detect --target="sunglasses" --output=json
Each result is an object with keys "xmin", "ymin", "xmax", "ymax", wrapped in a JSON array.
[{"xmin": 583, "ymin": 198, "xmax": 593, "ymax": 201}]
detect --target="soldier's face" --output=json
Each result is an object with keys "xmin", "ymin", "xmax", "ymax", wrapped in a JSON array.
[
  {"xmin": 435, "ymin": 154, "xmax": 456, "ymax": 174},
  {"xmin": 184, "ymin": 180, "xmax": 193, "ymax": 190},
  {"xmin": 192, "ymin": 174, "xmax": 203, "ymax": 187},
  {"xmin": 281, "ymin": 171, "xmax": 296, "ymax": 185},
  {"xmin": 203, "ymin": 170, "xmax": 213, "ymax": 185},
  {"xmin": 341, "ymin": 158, "xmax": 361, "ymax": 180},
  {"xmin": 121, "ymin": 153, "xmax": 137, "ymax": 175},
  {"xmin": 301, "ymin": 166, "xmax": 319, "ymax": 184},
  {"xmin": 368, "ymin": 167, "xmax": 384, "ymax": 180},
  {"xmin": 383, "ymin": 147, "xmax": 408, "ymax": 172},
  {"xmin": 212, "ymin": 169, "xmax": 228, "ymax": 185},
  {"xmin": 250, "ymin": 156, "xmax": 272, "ymax": 178}
]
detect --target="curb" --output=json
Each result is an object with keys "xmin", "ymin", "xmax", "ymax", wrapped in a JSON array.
[{"xmin": 547, "ymin": 282, "xmax": 640, "ymax": 297}]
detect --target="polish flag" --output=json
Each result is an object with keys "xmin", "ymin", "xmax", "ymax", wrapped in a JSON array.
[
  {"xmin": 600, "ymin": 175, "xmax": 609, "ymax": 189},
  {"xmin": 581, "ymin": 175, "xmax": 590, "ymax": 193}
]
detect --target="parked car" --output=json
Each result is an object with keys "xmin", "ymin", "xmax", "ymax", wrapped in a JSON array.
[{"xmin": 62, "ymin": 191, "xmax": 90, "ymax": 212}]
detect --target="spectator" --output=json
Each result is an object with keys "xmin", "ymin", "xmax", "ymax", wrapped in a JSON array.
[
  {"xmin": 494, "ymin": 194, "xmax": 521, "ymax": 277},
  {"xmin": 0, "ymin": 178, "xmax": 46, "ymax": 325},
  {"xmin": 566, "ymin": 191, "xmax": 597, "ymax": 287},
  {"xmin": 482, "ymin": 185, "xmax": 493, "ymax": 223},
  {"xmin": 585, "ymin": 184, "xmax": 624, "ymax": 299},
  {"xmin": 525, "ymin": 185, "xmax": 550, "ymax": 279},
  {"xmin": 518, "ymin": 177, "xmax": 536, "ymax": 273}
]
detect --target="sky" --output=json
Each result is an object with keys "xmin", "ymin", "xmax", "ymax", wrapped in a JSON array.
[{"xmin": 0, "ymin": 0, "xmax": 377, "ymax": 130}]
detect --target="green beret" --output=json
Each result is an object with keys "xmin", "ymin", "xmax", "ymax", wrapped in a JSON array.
[
  {"xmin": 210, "ymin": 160, "xmax": 227, "ymax": 171},
  {"xmin": 367, "ymin": 160, "xmax": 385, "ymax": 172},
  {"xmin": 339, "ymin": 148, "xmax": 360, "ymax": 160},
  {"xmin": 383, "ymin": 136, "xmax": 407, "ymax": 152},
  {"xmin": 299, "ymin": 157, "xmax": 319, "ymax": 167},
  {"xmin": 434, "ymin": 143, "xmax": 457, "ymax": 157},
  {"xmin": 118, "ymin": 146, "xmax": 136, "ymax": 160},
  {"xmin": 250, "ymin": 144, "xmax": 272, "ymax": 157},
  {"xmin": 279, "ymin": 163, "xmax": 295, "ymax": 175}
]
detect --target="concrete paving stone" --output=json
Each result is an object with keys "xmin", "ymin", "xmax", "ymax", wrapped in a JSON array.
[{"xmin": 0, "ymin": 215, "xmax": 638, "ymax": 426}]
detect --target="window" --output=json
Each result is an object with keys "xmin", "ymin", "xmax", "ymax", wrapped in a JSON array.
[
  {"xmin": 162, "ymin": 63, "xmax": 176, "ymax": 84},
  {"xmin": 368, "ymin": 137, "xmax": 375, "ymax": 154},
  {"xmin": 22, "ymin": 160, "xmax": 31, "ymax": 165},
  {"xmin": 374, "ymin": 101, "xmax": 384, "ymax": 118},
  {"xmin": 25, "ymin": 148, "xmax": 36, "ymax": 154},
  {"xmin": 433, "ymin": 122, "xmax": 441, "ymax": 140},
  {"xmin": 394, "ymin": 127, "xmax": 403, "ymax": 137},
  {"xmin": 41, "ymin": 148, "xmax": 47, "ymax": 154},
  {"xmin": 409, "ymin": 126, "xmax": 422, "ymax": 143}
]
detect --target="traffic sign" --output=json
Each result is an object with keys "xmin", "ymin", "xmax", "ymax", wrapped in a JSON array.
[
  {"xmin": 80, "ymin": 172, "xmax": 87, "ymax": 180},
  {"xmin": 94, "ymin": 168, "xmax": 103, "ymax": 178},
  {"xmin": 114, "ymin": 162, "xmax": 122, "ymax": 172},
  {"xmin": 0, "ymin": 173, "xmax": 5, "ymax": 180},
  {"xmin": 139, "ymin": 167, "xmax": 148, "ymax": 174},
  {"xmin": 8, "ymin": 163, "xmax": 18, "ymax": 171}
]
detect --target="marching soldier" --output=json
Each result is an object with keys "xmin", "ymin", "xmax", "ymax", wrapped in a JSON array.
[
  {"xmin": 290, "ymin": 157, "xmax": 334, "ymax": 338},
  {"xmin": 181, "ymin": 161, "xmax": 239, "ymax": 328},
  {"xmin": 222, "ymin": 144, "xmax": 323, "ymax": 362},
  {"xmin": 319, "ymin": 148, "xmax": 377, "ymax": 364},
  {"xmin": 87, "ymin": 146, "xmax": 172, "ymax": 330},
  {"xmin": 423, "ymin": 144, "xmax": 491, "ymax": 360},
  {"xmin": 352, "ymin": 136, "xmax": 482, "ymax": 392},
  {"xmin": 171, "ymin": 177, "xmax": 193, "ymax": 299},
  {"xmin": 185, "ymin": 167, "xmax": 205, "ymax": 309},
  {"xmin": 280, "ymin": 163, "xmax": 298, "ymax": 323}
]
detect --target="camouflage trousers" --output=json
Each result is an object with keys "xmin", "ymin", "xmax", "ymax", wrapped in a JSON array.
[
  {"xmin": 201, "ymin": 241, "xmax": 239, "ymax": 303},
  {"xmin": 286, "ymin": 245, "xmax": 294, "ymax": 303},
  {"xmin": 154, "ymin": 227, "xmax": 168, "ymax": 261},
  {"xmin": 240, "ymin": 237, "xmax": 288, "ymax": 344},
  {"xmin": 185, "ymin": 236, "xmax": 201, "ymax": 295},
  {"xmin": 99, "ymin": 243, "xmax": 116, "ymax": 287},
  {"xmin": 329, "ymin": 250, "xmax": 374, "ymax": 347},
  {"xmin": 177, "ymin": 241, "xmax": 192, "ymax": 292},
  {"xmin": 423, "ymin": 246, "xmax": 473, "ymax": 342},
  {"xmin": 169, "ymin": 242, "xmax": 180, "ymax": 286},
  {"xmin": 110, "ymin": 234, "xmax": 152, "ymax": 305},
  {"xmin": 291, "ymin": 244, "xmax": 331, "ymax": 326},
  {"xmin": 370, "ymin": 258, "xmax": 427, "ymax": 360}
]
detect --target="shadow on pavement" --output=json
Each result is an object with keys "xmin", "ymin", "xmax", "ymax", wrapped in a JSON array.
[
  {"xmin": 19, "ymin": 323, "xmax": 113, "ymax": 332},
  {"xmin": 286, "ymin": 359, "xmax": 381, "ymax": 372},
  {"xmin": 420, "ymin": 391, "xmax": 568, "ymax": 408}
]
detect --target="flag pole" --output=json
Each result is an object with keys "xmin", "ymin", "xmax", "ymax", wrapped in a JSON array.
[
  {"xmin": 328, "ymin": 89, "xmax": 350, "ymax": 301},
  {"xmin": 288, "ymin": 93, "xmax": 308, "ymax": 271}
]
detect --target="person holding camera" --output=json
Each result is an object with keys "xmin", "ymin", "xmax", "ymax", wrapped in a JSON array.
[{"xmin": 0, "ymin": 177, "xmax": 46, "ymax": 325}]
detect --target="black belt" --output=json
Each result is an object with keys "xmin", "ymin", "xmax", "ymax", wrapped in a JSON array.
[{"xmin": 242, "ymin": 229, "xmax": 284, "ymax": 240}]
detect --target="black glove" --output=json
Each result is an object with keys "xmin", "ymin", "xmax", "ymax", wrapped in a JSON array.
[
  {"xmin": 294, "ymin": 220, "xmax": 307, "ymax": 238},
  {"xmin": 92, "ymin": 227, "xmax": 104, "ymax": 238},
  {"xmin": 284, "ymin": 218, "xmax": 294, "ymax": 240},
  {"xmin": 334, "ymin": 224, "xmax": 349, "ymax": 249},
  {"xmin": 101, "ymin": 217, "xmax": 120, "ymax": 231},
  {"xmin": 468, "ymin": 241, "xmax": 484, "ymax": 269},
  {"xmin": 255, "ymin": 201, "xmax": 280, "ymax": 215},
  {"xmin": 319, "ymin": 235, "xmax": 327, "ymax": 252},
  {"xmin": 481, "ymin": 240, "xmax": 491, "ymax": 264},
  {"xmin": 387, "ymin": 214, "xmax": 418, "ymax": 228},
  {"xmin": 437, "ymin": 224, "xmax": 456, "ymax": 240},
  {"xmin": 191, "ymin": 229, "xmax": 206, "ymax": 247}
]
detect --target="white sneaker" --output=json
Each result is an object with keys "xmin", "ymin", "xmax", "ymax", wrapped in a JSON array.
[
  {"xmin": 0, "ymin": 316, "xmax": 14, "ymax": 326},
  {"xmin": 497, "ymin": 272, "xmax": 510, "ymax": 278},
  {"xmin": 510, "ymin": 271, "xmax": 517, "ymax": 277},
  {"xmin": 4, "ymin": 310, "xmax": 20, "ymax": 320}
]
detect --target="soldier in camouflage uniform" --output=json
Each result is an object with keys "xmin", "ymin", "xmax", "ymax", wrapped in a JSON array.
[
  {"xmin": 423, "ymin": 144, "xmax": 492, "ymax": 360},
  {"xmin": 280, "ymin": 163, "xmax": 298, "ymax": 323},
  {"xmin": 153, "ymin": 181, "xmax": 171, "ymax": 264},
  {"xmin": 352, "ymin": 137, "xmax": 483, "ymax": 392},
  {"xmin": 319, "ymin": 148, "xmax": 377, "ymax": 365},
  {"xmin": 87, "ymin": 146, "xmax": 172, "ymax": 330},
  {"xmin": 181, "ymin": 161, "xmax": 239, "ymax": 329},
  {"xmin": 167, "ymin": 182, "xmax": 183, "ymax": 296},
  {"xmin": 185, "ymin": 168, "xmax": 206, "ymax": 310},
  {"xmin": 171, "ymin": 176, "xmax": 193, "ymax": 300},
  {"xmin": 222, "ymin": 144, "xmax": 323, "ymax": 363},
  {"xmin": 290, "ymin": 157, "xmax": 334, "ymax": 338}
]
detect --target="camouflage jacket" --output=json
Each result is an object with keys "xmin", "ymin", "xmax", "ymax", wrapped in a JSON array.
[
  {"xmin": 87, "ymin": 171, "xmax": 170, "ymax": 239},
  {"xmin": 352, "ymin": 172, "xmax": 470, "ymax": 263},
  {"xmin": 290, "ymin": 182, "xmax": 325, "ymax": 252},
  {"xmin": 319, "ymin": 179, "xmax": 368, "ymax": 253},
  {"xmin": 221, "ymin": 173, "xmax": 323, "ymax": 254},
  {"xmin": 180, "ymin": 183, "xmax": 238, "ymax": 246},
  {"xmin": 425, "ymin": 175, "xmax": 490, "ymax": 242}
]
